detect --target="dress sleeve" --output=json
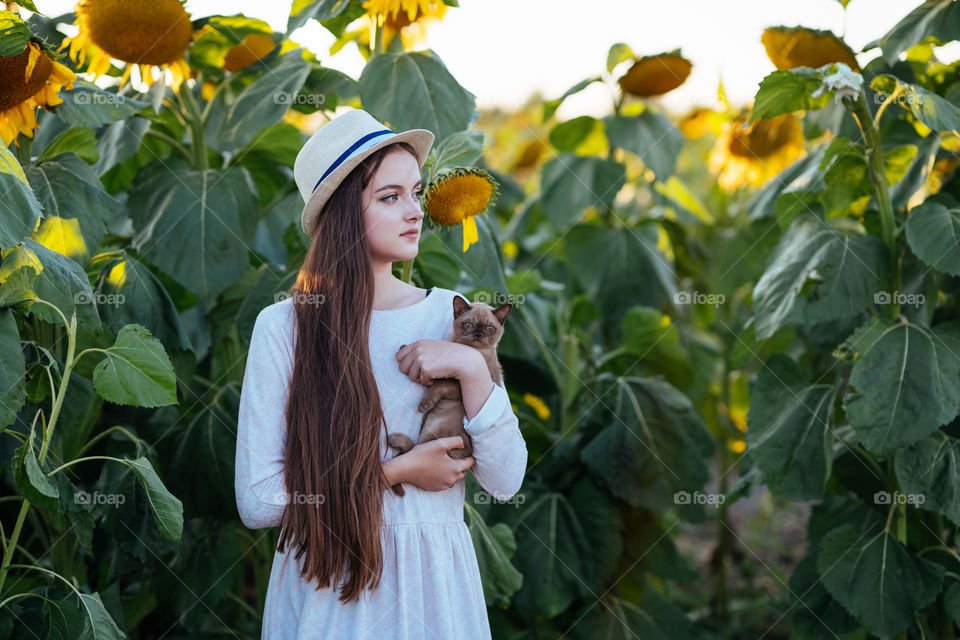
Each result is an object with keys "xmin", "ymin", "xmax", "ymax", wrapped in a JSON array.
[
  {"xmin": 462, "ymin": 379, "xmax": 528, "ymax": 501},
  {"xmin": 235, "ymin": 306, "xmax": 293, "ymax": 529}
]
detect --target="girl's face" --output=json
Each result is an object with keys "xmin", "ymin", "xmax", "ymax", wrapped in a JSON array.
[{"xmin": 361, "ymin": 148, "xmax": 424, "ymax": 265}]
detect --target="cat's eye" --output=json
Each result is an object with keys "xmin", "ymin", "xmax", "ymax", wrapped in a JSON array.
[
  {"xmin": 463, "ymin": 321, "xmax": 473, "ymax": 329},
  {"xmin": 484, "ymin": 325, "xmax": 494, "ymax": 333}
]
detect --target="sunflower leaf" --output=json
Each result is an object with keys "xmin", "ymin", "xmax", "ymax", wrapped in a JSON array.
[
  {"xmin": 0, "ymin": 144, "xmax": 43, "ymax": 251},
  {"xmin": 877, "ymin": 0, "xmax": 960, "ymax": 65},
  {"xmin": 751, "ymin": 68, "xmax": 832, "ymax": 121},
  {"xmin": 0, "ymin": 10, "xmax": 29, "ymax": 57}
]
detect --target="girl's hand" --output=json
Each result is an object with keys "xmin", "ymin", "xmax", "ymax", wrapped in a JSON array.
[
  {"xmin": 401, "ymin": 436, "xmax": 475, "ymax": 491},
  {"xmin": 396, "ymin": 340, "xmax": 482, "ymax": 385}
]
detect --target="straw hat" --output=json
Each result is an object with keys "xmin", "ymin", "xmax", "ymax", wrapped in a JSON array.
[{"xmin": 293, "ymin": 109, "xmax": 435, "ymax": 236}]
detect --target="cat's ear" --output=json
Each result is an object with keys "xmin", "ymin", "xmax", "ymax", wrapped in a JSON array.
[
  {"xmin": 493, "ymin": 303, "xmax": 512, "ymax": 325},
  {"xmin": 453, "ymin": 295, "xmax": 471, "ymax": 318}
]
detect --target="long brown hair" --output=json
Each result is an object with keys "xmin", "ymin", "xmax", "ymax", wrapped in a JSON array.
[{"xmin": 278, "ymin": 141, "xmax": 419, "ymax": 603}]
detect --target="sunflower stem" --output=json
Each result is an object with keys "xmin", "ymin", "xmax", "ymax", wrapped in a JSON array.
[
  {"xmin": 178, "ymin": 84, "xmax": 208, "ymax": 171},
  {"xmin": 846, "ymin": 90, "xmax": 900, "ymax": 319}
]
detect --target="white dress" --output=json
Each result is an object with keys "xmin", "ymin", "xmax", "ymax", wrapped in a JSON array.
[{"xmin": 234, "ymin": 286, "xmax": 528, "ymax": 640}]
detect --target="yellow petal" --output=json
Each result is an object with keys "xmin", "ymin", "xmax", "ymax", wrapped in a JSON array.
[
  {"xmin": 24, "ymin": 43, "xmax": 41, "ymax": 82},
  {"xmin": 461, "ymin": 216, "xmax": 478, "ymax": 253}
]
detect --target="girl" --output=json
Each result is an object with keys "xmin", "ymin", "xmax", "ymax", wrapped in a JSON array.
[{"xmin": 234, "ymin": 108, "xmax": 528, "ymax": 639}]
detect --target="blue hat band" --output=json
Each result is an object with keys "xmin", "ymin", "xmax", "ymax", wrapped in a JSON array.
[{"xmin": 312, "ymin": 128, "xmax": 395, "ymax": 193}]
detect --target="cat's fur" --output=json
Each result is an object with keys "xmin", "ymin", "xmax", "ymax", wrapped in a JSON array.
[{"xmin": 387, "ymin": 295, "xmax": 511, "ymax": 496}]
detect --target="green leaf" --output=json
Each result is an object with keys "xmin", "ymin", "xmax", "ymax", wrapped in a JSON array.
[
  {"xmin": 0, "ymin": 309, "xmax": 26, "ymax": 428},
  {"xmin": 127, "ymin": 160, "xmax": 259, "ymax": 301},
  {"xmin": 580, "ymin": 377, "xmax": 714, "ymax": 511},
  {"xmin": 464, "ymin": 503, "xmax": 523, "ymax": 607},
  {"xmin": 216, "ymin": 51, "xmax": 311, "ymax": 151},
  {"xmin": 548, "ymin": 116, "xmax": 598, "ymax": 151},
  {"xmin": 287, "ymin": 0, "xmax": 351, "ymax": 35},
  {"xmin": 359, "ymin": 49, "xmax": 477, "ymax": 144},
  {"xmin": 414, "ymin": 233, "xmax": 460, "ymax": 290},
  {"xmin": 751, "ymin": 68, "xmax": 831, "ymax": 121},
  {"xmin": 747, "ymin": 147, "xmax": 826, "ymax": 221},
  {"xmin": 603, "ymin": 111, "xmax": 683, "ymax": 180},
  {"xmin": 112, "ymin": 456, "xmax": 183, "ymax": 541},
  {"xmin": 564, "ymin": 224, "xmax": 675, "ymax": 326},
  {"xmin": 0, "ymin": 10, "xmax": 30, "ymax": 57},
  {"xmin": 575, "ymin": 590, "xmax": 701, "ymax": 639},
  {"xmin": 88, "ymin": 253, "xmax": 194, "ymax": 353},
  {"xmin": 752, "ymin": 215, "xmax": 888, "ymax": 340},
  {"xmin": 510, "ymin": 492, "xmax": 590, "ymax": 618},
  {"xmin": 621, "ymin": 306, "xmax": 692, "ymax": 388},
  {"xmin": 54, "ymin": 80, "xmax": 150, "ymax": 128},
  {"xmin": 606, "ymin": 42, "xmax": 634, "ymax": 72},
  {"xmin": 36, "ymin": 127, "xmax": 99, "ymax": 164},
  {"xmin": 0, "ymin": 239, "xmax": 101, "ymax": 330},
  {"xmin": 92, "ymin": 324, "xmax": 178, "ymax": 408},
  {"xmin": 844, "ymin": 318, "xmax": 960, "ymax": 457},
  {"xmin": 817, "ymin": 523, "xmax": 944, "ymax": 636},
  {"xmin": 945, "ymin": 582, "xmax": 960, "ymax": 627},
  {"xmin": 905, "ymin": 199, "xmax": 960, "ymax": 277},
  {"xmin": 539, "ymin": 154, "xmax": 625, "ymax": 228},
  {"xmin": 895, "ymin": 431, "xmax": 960, "ymax": 526},
  {"xmin": 25, "ymin": 152, "xmax": 120, "ymax": 260},
  {"xmin": 425, "ymin": 130, "xmax": 485, "ymax": 176},
  {"xmin": 76, "ymin": 591, "xmax": 125, "ymax": 640},
  {"xmin": 12, "ymin": 437, "xmax": 60, "ymax": 511},
  {"xmin": 0, "ymin": 143, "xmax": 43, "ymax": 251},
  {"xmin": 878, "ymin": 0, "xmax": 960, "ymax": 65},
  {"xmin": 788, "ymin": 556, "xmax": 858, "ymax": 638},
  {"xmin": 42, "ymin": 598, "xmax": 86, "ymax": 640},
  {"xmin": 746, "ymin": 354, "xmax": 835, "ymax": 501}
]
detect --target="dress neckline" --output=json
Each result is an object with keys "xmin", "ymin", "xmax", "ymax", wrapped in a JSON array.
[{"xmin": 371, "ymin": 287, "xmax": 434, "ymax": 314}]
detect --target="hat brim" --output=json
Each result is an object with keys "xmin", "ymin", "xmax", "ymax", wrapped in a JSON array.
[{"xmin": 300, "ymin": 129, "xmax": 435, "ymax": 236}]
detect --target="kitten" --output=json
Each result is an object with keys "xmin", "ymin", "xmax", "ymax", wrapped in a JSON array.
[{"xmin": 387, "ymin": 295, "xmax": 511, "ymax": 496}]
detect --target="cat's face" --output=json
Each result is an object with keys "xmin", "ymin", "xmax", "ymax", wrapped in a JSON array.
[{"xmin": 451, "ymin": 297, "xmax": 511, "ymax": 348}]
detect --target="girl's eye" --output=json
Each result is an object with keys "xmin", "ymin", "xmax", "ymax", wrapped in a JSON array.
[
  {"xmin": 381, "ymin": 194, "xmax": 398, "ymax": 202},
  {"xmin": 381, "ymin": 189, "xmax": 424, "ymax": 202}
]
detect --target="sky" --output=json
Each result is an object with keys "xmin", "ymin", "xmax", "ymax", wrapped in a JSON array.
[{"xmin": 24, "ymin": 0, "xmax": 940, "ymax": 119}]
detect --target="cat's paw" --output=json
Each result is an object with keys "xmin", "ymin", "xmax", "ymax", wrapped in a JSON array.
[
  {"xmin": 387, "ymin": 433, "xmax": 415, "ymax": 454},
  {"xmin": 417, "ymin": 396, "xmax": 438, "ymax": 413}
]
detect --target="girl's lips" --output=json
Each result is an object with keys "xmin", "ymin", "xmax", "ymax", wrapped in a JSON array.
[{"xmin": 400, "ymin": 231, "xmax": 419, "ymax": 238}]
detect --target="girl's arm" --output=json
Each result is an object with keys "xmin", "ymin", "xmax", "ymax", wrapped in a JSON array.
[
  {"xmin": 235, "ymin": 307, "xmax": 292, "ymax": 529},
  {"xmin": 457, "ymin": 353, "xmax": 528, "ymax": 500}
]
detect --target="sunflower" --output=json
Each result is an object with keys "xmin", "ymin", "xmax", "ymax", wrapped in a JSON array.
[
  {"xmin": 761, "ymin": 26, "xmax": 859, "ymax": 72},
  {"xmin": 223, "ymin": 33, "xmax": 276, "ymax": 72},
  {"xmin": 59, "ymin": 0, "xmax": 193, "ymax": 92},
  {"xmin": 0, "ymin": 41, "xmax": 77, "ymax": 147},
  {"xmin": 617, "ymin": 52, "xmax": 692, "ymax": 98},
  {"xmin": 707, "ymin": 113, "xmax": 805, "ymax": 190},
  {"xmin": 343, "ymin": 0, "xmax": 447, "ymax": 52},
  {"xmin": 423, "ymin": 167, "xmax": 499, "ymax": 253}
]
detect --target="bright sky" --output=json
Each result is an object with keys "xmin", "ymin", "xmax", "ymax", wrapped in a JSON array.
[{"xmin": 27, "ymin": 0, "xmax": 938, "ymax": 118}]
